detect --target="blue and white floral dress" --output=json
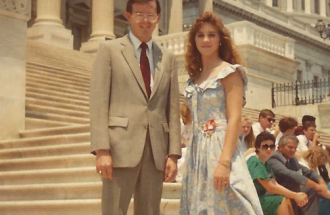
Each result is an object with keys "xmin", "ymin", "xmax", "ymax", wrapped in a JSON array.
[{"xmin": 180, "ymin": 64, "xmax": 263, "ymax": 215}]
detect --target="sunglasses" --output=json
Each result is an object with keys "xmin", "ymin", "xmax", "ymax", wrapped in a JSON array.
[
  {"xmin": 261, "ymin": 144, "xmax": 276, "ymax": 150},
  {"xmin": 267, "ymin": 118, "xmax": 276, "ymax": 123}
]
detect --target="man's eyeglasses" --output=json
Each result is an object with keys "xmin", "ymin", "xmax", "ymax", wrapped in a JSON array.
[
  {"xmin": 132, "ymin": 13, "xmax": 158, "ymax": 23},
  {"xmin": 267, "ymin": 118, "xmax": 276, "ymax": 123},
  {"xmin": 261, "ymin": 144, "xmax": 276, "ymax": 150}
]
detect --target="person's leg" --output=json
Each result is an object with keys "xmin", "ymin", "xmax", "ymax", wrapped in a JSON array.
[
  {"xmin": 134, "ymin": 134, "xmax": 164, "ymax": 215},
  {"xmin": 102, "ymin": 163, "xmax": 141, "ymax": 215},
  {"xmin": 300, "ymin": 185, "xmax": 320, "ymax": 215},
  {"xmin": 277, "ymin": 197, "xmax": 294, "ymax": 215}
]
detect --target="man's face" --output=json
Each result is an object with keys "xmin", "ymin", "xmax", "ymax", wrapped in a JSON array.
[
  {"xmin": 303, "ymin": 126, "xmax": 316, "ymax": 140},
  {"xmin": 125, "ymin": 1, "xmax": 161, "ymax": 42},
  {"xmin": 279, "ymin": 140, "xmax": 298, "ymax": 160},
  {"xmin": 260, "ymin": 115, "xmax": 275, "ymax": 129}
]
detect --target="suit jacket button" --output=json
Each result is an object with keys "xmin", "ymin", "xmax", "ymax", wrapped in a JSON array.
[{"xmin": 143, "ymin": 124, "xmax": 148, "ymax": 129}]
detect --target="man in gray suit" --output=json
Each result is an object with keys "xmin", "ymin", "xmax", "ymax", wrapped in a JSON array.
[
  {"xmin": 267, "ymin": 134, "xmax": 330, "ymax": 215},
  {"xmin": 89, "ymin": 0, "xmax": 181, "ymax": 214}
]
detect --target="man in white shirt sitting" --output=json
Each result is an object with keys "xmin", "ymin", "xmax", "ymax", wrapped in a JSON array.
[
  {"xmin": 297, "ymin": 121, "xmax": 319, "ymax": 152},
  {"xmin": 252, "ymin": 109, "xmax": 276, "ymax": 137}
]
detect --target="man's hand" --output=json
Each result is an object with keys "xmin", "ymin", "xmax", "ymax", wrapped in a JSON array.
[
  {"xmin": 96, "ymin": 150, "xmax": 113, "ymax": 179},
  {"xmin": 294, "ymin": 192, "xmax": 308, "ymax": 207},
  {"xmin": 164, "ymin": 155, "xmax": 178, "ymax": 182},
  {"xmin": 316, "ymin": 182, "xmax": 329, "ymax": 196}
]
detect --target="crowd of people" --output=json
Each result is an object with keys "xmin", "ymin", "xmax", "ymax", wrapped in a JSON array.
[
  {"xmin": 89, "ymin": 0, "xmax": 330, "ymax": 214},
  {"xmin": 179, "ymin": 106, "xmax": 330, "ymax": 215}
]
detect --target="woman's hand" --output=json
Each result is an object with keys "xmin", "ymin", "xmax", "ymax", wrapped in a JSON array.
[
  {"xmin": 293, "ymin": 192, "xmax": 308, "ymax": 207},
  {"xmin": 214, "ymin": 162, "xmax": 230, "ymax": 191}
]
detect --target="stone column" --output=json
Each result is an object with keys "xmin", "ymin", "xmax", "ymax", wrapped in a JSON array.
[
  {"xmin": 27, "ymin": 0, "xmax": 73, "ymax": 49},
  {"xmin": 265, "ymin": 0, "xmax": 273, "ymax": 7},
  {"xmin": 81, "ymin": 0, "xmax": 115, "ymax": 54},
  {"xmin": 320, "ymin": 0, "xmax": 327, "ymax": 16},
  {"xmin": 304, "ymin": 0, "xmax": 311, "ymax": 14},
  {"xmin": 286, "ymin": 0, "xmax": 293, "ymax": 12},
  {"xmin": 0, "ymin": 0, "xmax": 31, "ymax": 140},
  {"xmin": 199, "ymin": 0, "xmax": 213, "ymax": 14},
  {"xmin": 168, "ymin": 0, "xmax": 183, "ymax": 34},
  {"xmin": 33, "ymin": 0, "xmax": 62, "ymax": 27}
]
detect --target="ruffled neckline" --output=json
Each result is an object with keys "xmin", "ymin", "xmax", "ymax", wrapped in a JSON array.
[
  {"xmin": 186, "ymin": 64, "xmax": 247, "ymax": 91},
  {"xmin": 184, "ymin": 64, "xmax": 248, "ymax": 106}
]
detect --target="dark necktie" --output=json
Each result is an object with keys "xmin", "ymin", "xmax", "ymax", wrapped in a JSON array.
[{"xmin": 140, "ymin": 42, "xmax": 151, "ymax": 98}]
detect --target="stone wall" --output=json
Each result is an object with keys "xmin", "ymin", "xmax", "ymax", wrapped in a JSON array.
[{"xmin": 0, "ymin": 0, "xmax": 31, "ymax": 140}]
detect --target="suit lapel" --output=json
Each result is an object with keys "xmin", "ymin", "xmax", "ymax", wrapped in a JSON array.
[
  {"xmin": 150, "ymin": 43, "xmax": 163, "ymax": 100},
  {"xmin": 121, "ymin": 36, "xmax": 148, "ymax": 98}
]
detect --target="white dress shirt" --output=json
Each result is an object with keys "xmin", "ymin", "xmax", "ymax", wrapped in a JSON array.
[
  {"xmin": 129, "ymin": 31, "xmax": 155, "ymax": 91},
  {"xmin": 297, "ymin": 135, "xmax": 311, "ymax": 152},
  {"xmin": 252, "ymin": 122, "xmax": 271, "ymax": 138}
]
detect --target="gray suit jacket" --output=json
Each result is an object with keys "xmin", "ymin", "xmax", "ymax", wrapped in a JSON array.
[
  {"xmin": 267, "ymin": 150, "xmax": 321, "ymax": 192},
  {"xmin": 89, "ymin": 35, "xmax": 181, "ymax": 171}
]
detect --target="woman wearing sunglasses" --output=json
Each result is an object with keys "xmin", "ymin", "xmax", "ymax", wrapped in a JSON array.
[{"xmin": 247, "ymin": 132, "xmax": 308, "ymax": 215}]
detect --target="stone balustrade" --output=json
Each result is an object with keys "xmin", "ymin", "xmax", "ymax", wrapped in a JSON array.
[
  {"xmin": 155, "ymin": 21, "xmax": 295, "ymax": 60},
  {"xmin": 226, "ymin": 21, "xmax": 295, "ymax": 60},
  {"xmin": 154, "ymin": 32, "xmax": 188, "ymax": 55}
]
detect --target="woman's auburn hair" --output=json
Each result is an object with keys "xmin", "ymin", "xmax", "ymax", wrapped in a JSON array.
[{"xmin": 185, "ymin": 12, "xmax": 242, "ymax": 79}]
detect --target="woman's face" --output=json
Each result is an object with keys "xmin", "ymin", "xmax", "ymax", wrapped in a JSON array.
[
  {"xmin": 258, "ymin": 140, "xmax": 276, "ymax": 160},
  {"xmin": 195, "ymin": 23, "xmax": 221, "ymax": 58},
  {"xmin": 241, "ymin": 120, "xmax": 252, "ymax": 138}
]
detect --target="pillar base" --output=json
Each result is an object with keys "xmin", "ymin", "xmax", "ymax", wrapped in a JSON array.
[
  {"xmin": 81, "ymin": 38, "xmax": 115, "ymax": 54},
  {"xmin": 27, "ymin": 25, "xmax": 73, "ymax": 49}
]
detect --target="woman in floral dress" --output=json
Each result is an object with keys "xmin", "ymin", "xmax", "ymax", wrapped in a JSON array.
[{"xmin": 180, "ymin": 12, "xmax": 263, "ymax": 215}]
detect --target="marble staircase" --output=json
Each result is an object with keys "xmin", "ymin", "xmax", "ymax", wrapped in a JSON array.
[{"xmin": 0, "ymin": 40, "xmax": 330, "ymax": 215}]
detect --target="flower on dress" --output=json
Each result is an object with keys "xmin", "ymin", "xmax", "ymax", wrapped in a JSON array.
[{"xmin": 203, "ymin": 119, "xmax": 216, "ymax": 137}]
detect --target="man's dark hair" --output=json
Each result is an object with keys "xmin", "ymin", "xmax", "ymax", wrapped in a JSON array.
[
  {"xmin": 258, "ymin": 109, "xmax": 275, "ymax": 121},
  {"xmin": 302, "ymin": 115, "xmax": 316, "ymax": 125},
  {"xmin": 279, "ymin": 117, "xmax": 298, "ymax": 133},
  {"xmin": 255, "ymin": 131, "xmax": 275, "ymax": 150},
  {"xmin": 126, "ymin": 0, "xmax": 161, "ymax": 14}
]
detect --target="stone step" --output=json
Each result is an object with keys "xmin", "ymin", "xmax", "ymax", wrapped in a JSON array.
[
  {"xmin": 26, "ymin": 91, "xmax": 89, "ymax": 107},
  {"xmin": 27, "ymin": 56, "xmax": 92, "ymax": 73},
  {"xmin": 0, "ymin": 142, "xmax": 90, "ymax": 159},
  {"xmin": 26, "ymin": 104, "xmax": 89, "ymax": 119},
  {"xmin": 19, "ymin": 124, "xmax": 90, "ymax": 138},
  {"xmin": 27, "ymin": 67, "xmax": 90, "ymax": 83},
  {"xmin": 27, "ymin": 72, "xmax": 90, "ymax": 88},
  {"xmin": 27, "ymin": 81, "xmax": 90, "ymax": 98},
  {"xmin": 0, "ymin": 198, "xmax": 180, "ymax": 215},
  {"xmin": 26, "ymin": 97, "xmax": 89, "ymax": 113},
  {"xmin": 0, "ymin": 182, "xmax": 102, "ymax": 201},
  {"xmin": 26, "ymin": 76, "xmax": 89, "ymax": 93},
  {"xmin": 27, "ymin": 41, "xmax": 94, "ymax": 72},
  {"xmin": 0, "ymin": 154, "xmax": 95, "ymax": 171},
  {"xmin": 0, "ymin": 167, "xmax": 99, "ymax": 185},
  {"xmin": 27, "ymin": 50, "xmax": 93, "ymax": 69},
  {"xmin": 26, "ymin": 111, "xmax": 89, "ymax": 124},
  {"xmin": 25, "ymin": 117, "xmax": 75, "ymax": 130},
  {"xmin": 0, "ymin": 133, "xmax": 90, "ymax": 150},
  {"xmin": 26, "ymin": 86, "xmax": 89, "ymax": 102},
  {"xmin": 27, "ymin": 62, "xmax": 91, "ymax": 79},
  {"xmin": 0, "ymin": 182, "xmax": 181, "ymax": 201}
]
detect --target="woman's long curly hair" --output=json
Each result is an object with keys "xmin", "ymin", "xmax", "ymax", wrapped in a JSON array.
[{"xmin": 185, "ymin": 12, "xmax": 242, "ymax": 79}]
